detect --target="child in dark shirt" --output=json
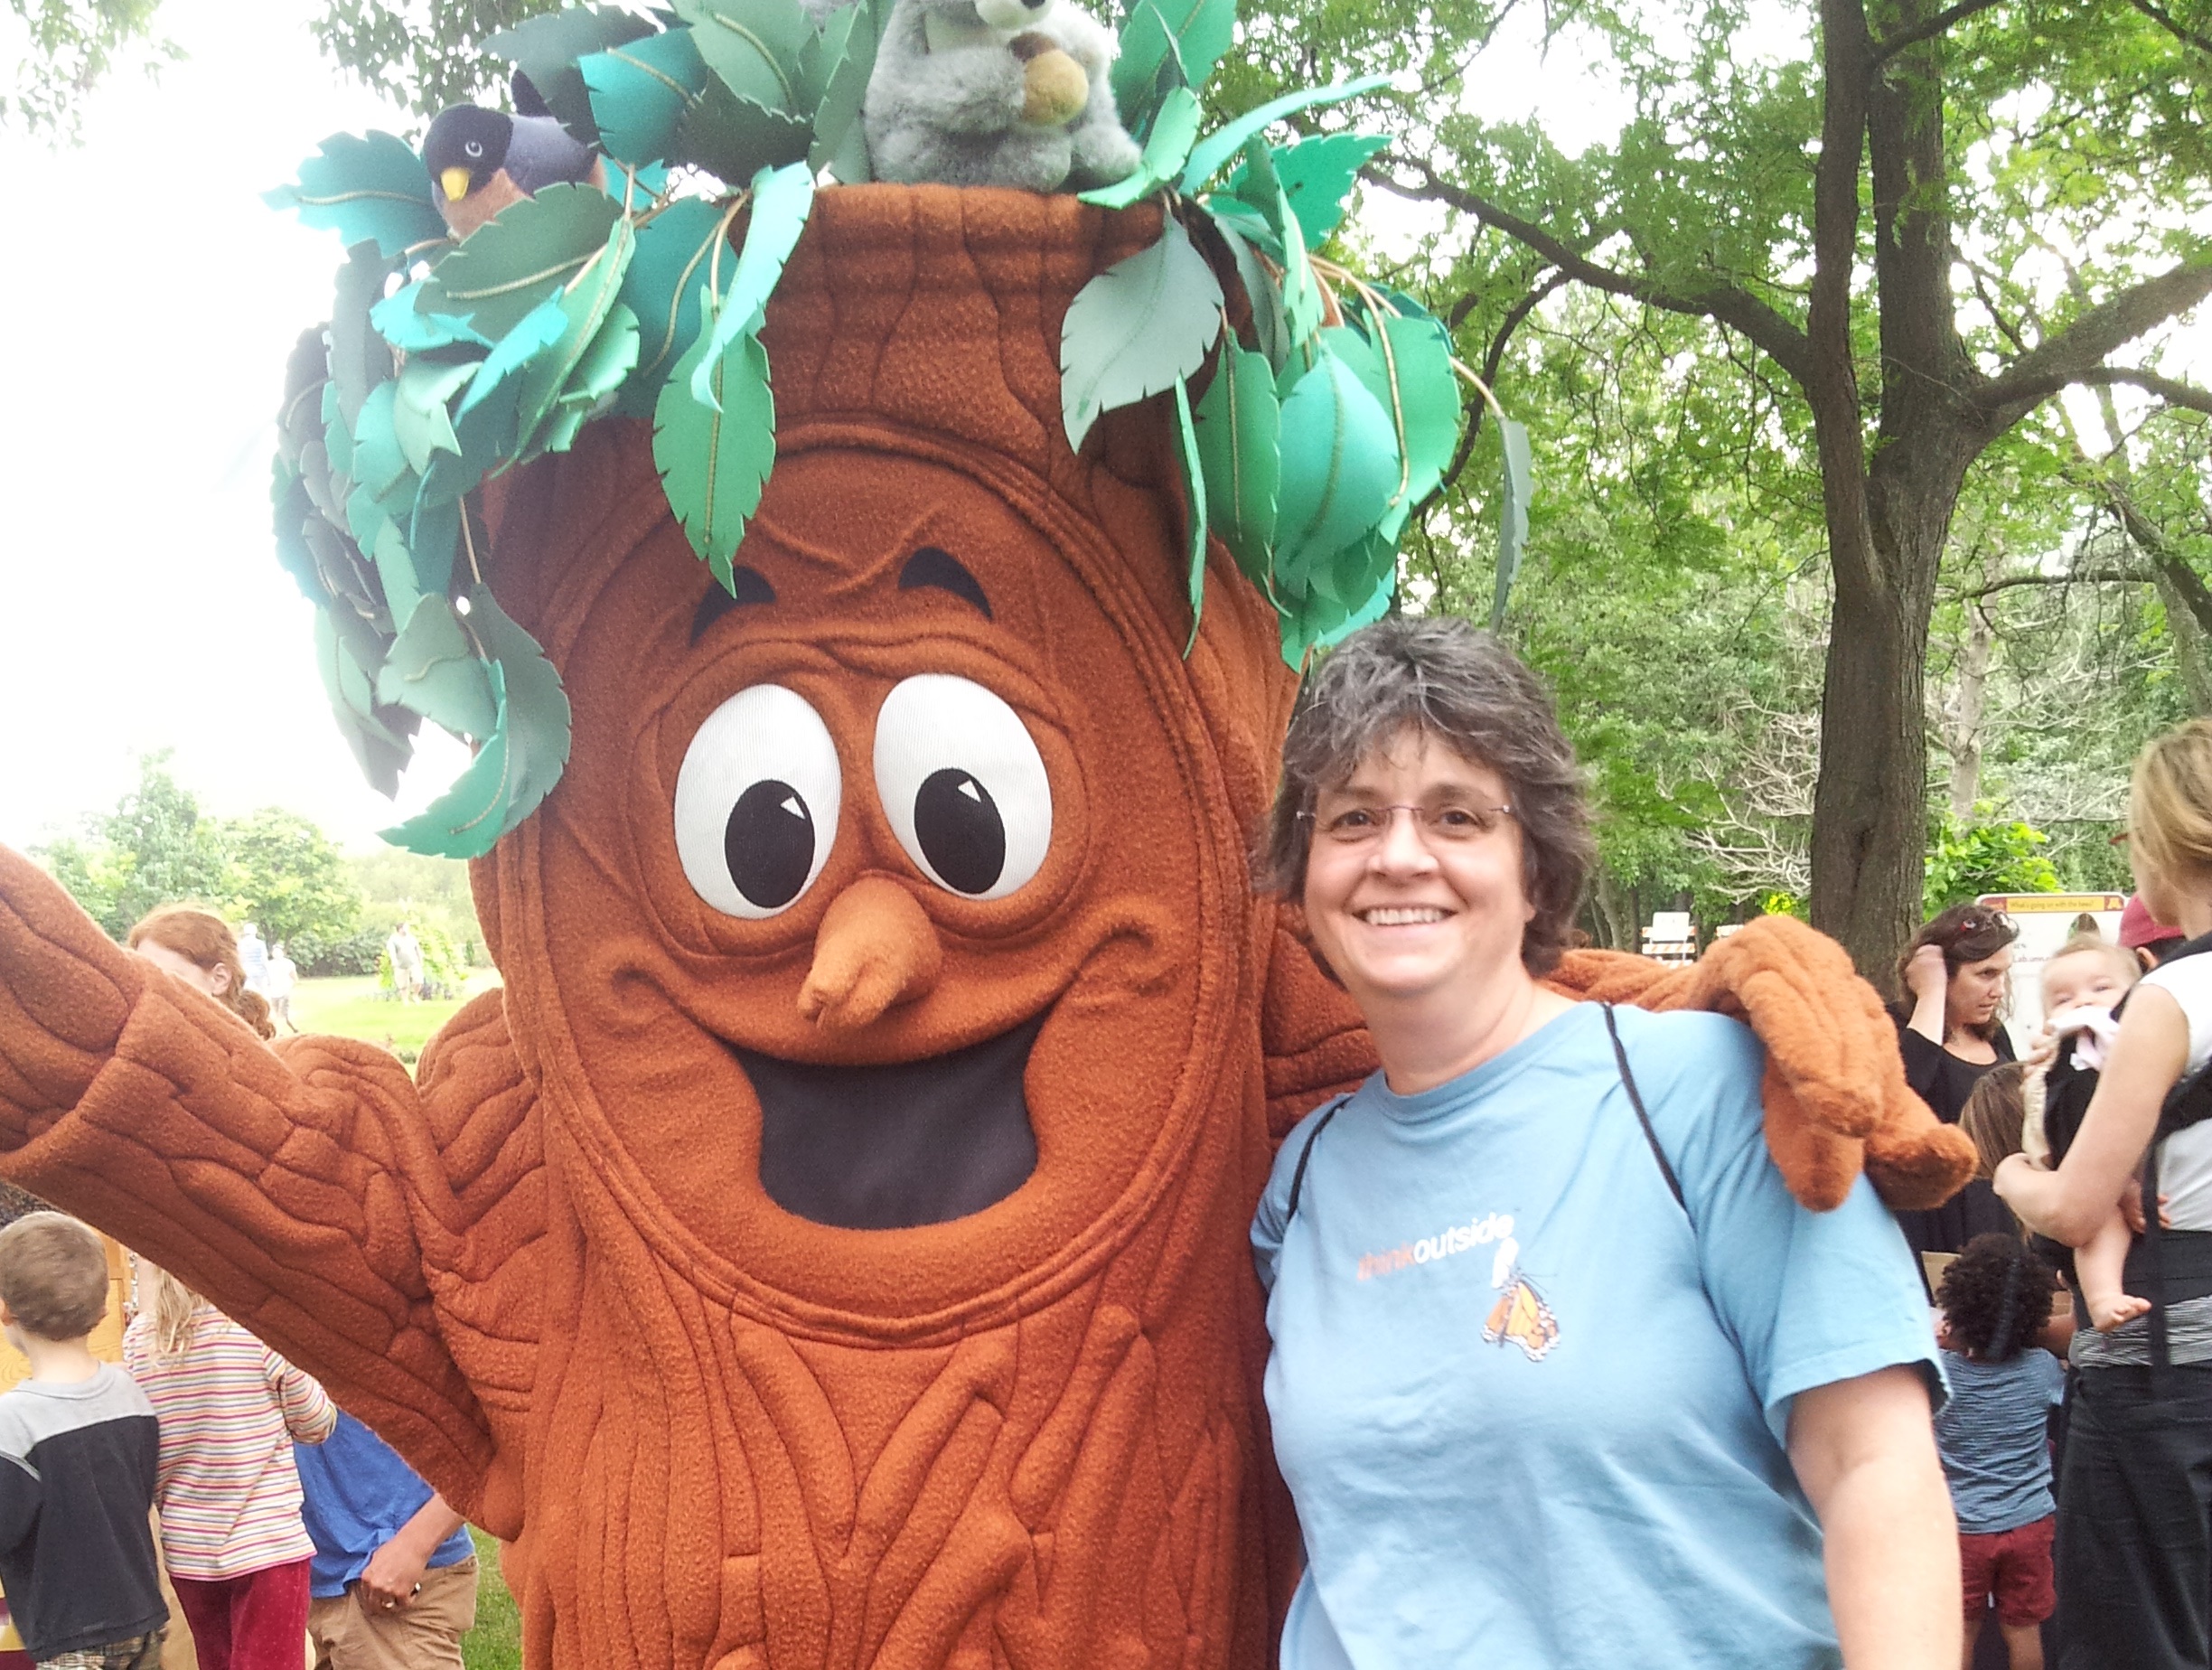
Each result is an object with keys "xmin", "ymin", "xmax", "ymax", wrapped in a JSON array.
[
  {"xmin": 1936, "ymin": 1234, "xmax": 2065, "ymax": 1670},
  {"xmin": 0, "ymin": 1213, "xmax": 164, "ymax": 1670}
]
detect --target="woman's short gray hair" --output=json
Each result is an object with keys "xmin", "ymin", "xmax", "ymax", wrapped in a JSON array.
[{"xmin": 1257, "ymin": 616, "xmax": 1595, "ymax": 974}]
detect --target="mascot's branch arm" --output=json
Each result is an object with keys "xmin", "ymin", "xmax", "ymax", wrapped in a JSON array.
[{"xmin": 0, "ymin": 188, "xmax": 1971, "ymax": 1670}]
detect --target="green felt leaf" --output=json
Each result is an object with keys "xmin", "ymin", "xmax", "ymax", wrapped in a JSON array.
[
  {"xmin": 349, "ymin": 380, "xmax": 409, "ymax": 501},
  {"xmin": 795, "ymin": 0, "xmax": 857, "ymax": 107},
  {"xmin": 1191, "ymin": 343, "xmax": 1279, "ymax": 585},
  {"xmin": 1060, "ymin": 214, "xmax": 1223, "ymax": 453},
  {"xmin": 513, "ymin": 218, "xmax": 637, "ymax": 455},
  {"xmin": 1490, "ymin": 418, "xmax": 1532, "ymax": 631},
  {"xmin": 315, "ymin": 610, "xmax": 415, "ymax": 797},
  {"xmin": 417, "ymin": 296, "xmax": 569, "ymax": 505},
  {"xmin": 1211, "ymin": 219, "xmax": 1289, "ymax": 371},
  {"xmin": 1177, "ymin": 72, "xmax": 1392, "ymax": 193},
  {"xmin": 328, "ymin": 240, "xmax": 394, "ymax": 428},
  {"xmin": 691, "ymin": 161, "xmax": 812, "ymax": 408},
  {"xmin": 487, "ymin": 5, "xmax": 657, "ymax": 143},
  {"xmin": 407, "ymin": 495, "xmax": 460, "ymax": 596},
  {"xmin": 1367, "ymin": 295, "xmax": 1461, "ymax": 539},
  {"xmin": 266, "ymin": 132, "xmax": 445, "ymax": 258},
  {"xmin": 1228, "ymin": 133, "xmax": 1391, "ymax": 249},
  {"xmin": 565, "ymin": 303, "xmax": 643, "ymax": 406},
  {"xmin": 1172, "ymin": 377, "xmax": 1209, "ymax": 653},
  {"xmin": 380, "ymin": 590, "xmax": 571, "ymax": 858},
  {"xmin": 1078, "ymin": 84, "xmax": 1201, "ymax": 208},
  {"xmin": 376, "ymin": 593, "xmax": 500, "ymax": 739},
  {"xmin": 417, "ymin": 183, "xmax": 623, "ymax": 342},
  {"xmin": 655, "ymin": 286, "xmax": 777, "ymax": 581},
  {"xmin": 809, "ymin": 0, "xmax": 878, "ymax": 174},
  {"xmin": 370, "ymin": 519, "xmax": 425, "ymax": 634},
  {"xmin": 392, "ymin": 359, "xmax": 479, "ymax": 474},
  {"xmin": 1233, "ymin": 141, "xmax": 1322, "ymax": 355},
  {"xmin": 581, "ymin": 26, "xmax": 708, "ymax": 165},
  {"xmin": 678, "ymin": 0, "xmax": 812, "ymax": 113},
  {"xmin": 1157, "ymin": 0, "xmax": 1236, "ymax": 91},
  {"xmin": 1272, "ymin": 347, "xmax": 1400, "ymax": 590},
  {"xmin": 619, "ymin": 197, "xmax": 730, "ymax": 402},
  {"xmin": 272, "ymin": 469, "xmax": 328, "ymax": 609},
  {"xmin": 372, "ymin": 282, "xmax": 491, "ymax": 352},
  {"xmin": 1110, "ymin": 2, "xmax": 1182, "ymax": 137},
  {"xmin": 670, "ymin": 73, "xmax": 815, "ymax": 182}
]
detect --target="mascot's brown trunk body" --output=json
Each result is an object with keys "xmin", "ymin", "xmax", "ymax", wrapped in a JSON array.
[{"xmin": 0, "ymin": 188, "xmax": 1971, "ymax": 1670}]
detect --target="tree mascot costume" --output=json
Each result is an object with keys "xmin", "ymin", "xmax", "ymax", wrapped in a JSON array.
[{"xmin": 0, "ymin": 5, "xmax": 1973, "ymax": 1666}]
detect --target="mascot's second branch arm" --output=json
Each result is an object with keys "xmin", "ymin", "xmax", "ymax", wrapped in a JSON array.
[{"xmin": 0, "ymin": 6, "xmax": 1974, "ymax": 1665}]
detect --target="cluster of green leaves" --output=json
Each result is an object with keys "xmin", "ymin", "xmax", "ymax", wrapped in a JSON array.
[
  {"xmin": 1924, "ymin": 810, "xmax": 2063, "ymax": 915},
  {"xmin": 35, "ymin": 755, "xmax": 370, "ymax": 958},
  {"xmin": 267, "ymin": 0, "xmax": 898, "ymax": 856},
  {"xmin": 2, "ymin": 0, "xmax": 176, "ymax": 138},
  {"xmin": 1059, "ymin": 41, "xmax": 1504, "ymax": 662},
  {"xmin": 271, "ymin": 0, "xmax": 1484, "ymax": 852}
]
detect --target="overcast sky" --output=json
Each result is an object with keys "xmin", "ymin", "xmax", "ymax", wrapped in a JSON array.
[{"xmin": 0, "ymin": 0, "xmax": 2197, "ymax": 855}]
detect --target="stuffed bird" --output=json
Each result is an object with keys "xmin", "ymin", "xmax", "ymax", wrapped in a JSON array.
[{"xmin": 423, "ymin": 71, "xmax": 605, "ymax": 239}]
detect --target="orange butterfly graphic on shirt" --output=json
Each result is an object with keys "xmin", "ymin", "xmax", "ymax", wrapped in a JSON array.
[{"xmin": 1483, "ymin": 1268, "xmax": 1560, "ymax": 1362}]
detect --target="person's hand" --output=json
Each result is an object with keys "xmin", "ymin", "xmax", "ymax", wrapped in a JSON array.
[
  {"xmin": 1904, "ymin": 943, "xmax": 1949, "ymax": 1002},
  {"xmin": 2025, "ymin": 1023, "xmax": 2059, "ymax": 1073},
  {"xmin": 357, "ymin": 1535, "xmax": 431, "ymax": 1611},
  {"xmin": 2121, "ymin": 1180, "xmax": 2174, "ymax": 1235}
]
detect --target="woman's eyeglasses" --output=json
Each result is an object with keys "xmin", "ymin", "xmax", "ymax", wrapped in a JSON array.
[{"xmin": 1304, "ymin": 802, "xmax": 1517, "ymax": 847}]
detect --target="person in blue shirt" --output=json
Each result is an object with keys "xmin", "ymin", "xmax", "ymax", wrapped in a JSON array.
[
  {"xmin": 1250, "ymin": 615, "xmax": 1957, "ymax": 1670},
  {"xmin": 1933, "ymin": 1234, "xmax": 2066, "ymax": 1670},
  {"xmin": 295, "ymin": 1411, "xmax": 478, "ymax": 1669}
]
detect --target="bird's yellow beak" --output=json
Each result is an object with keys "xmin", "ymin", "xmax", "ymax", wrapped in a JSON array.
[{"xmin": 441, "ymin": 166, "xmax": 472, "ymax": 202}]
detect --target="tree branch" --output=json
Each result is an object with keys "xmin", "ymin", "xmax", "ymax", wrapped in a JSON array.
[
  {"xmin": 1867, "ymin": 0, "xmax": 2003, "ymax": 66},
  {"xmin": 2123, "ymin": 0, "xmax": 2212, "ymax": 58},
  {"xmin": 1975, "ymin": 258, "xmax": 2212, "ymax": 425},
  {"xmin": 1439, "ymin": 268, "xmax": 1572, "ymax": 495},
  {"xmin": 1379, "ymin": 165, "xmax": 1815, "ymax": 387},
  {"xmin": 2076, "ymin": 366, "xmax": 2212, "ymax": 417},
  {"xmin": 1959, "ymin": 568, "xmax": 2151, "ymax": 598}
]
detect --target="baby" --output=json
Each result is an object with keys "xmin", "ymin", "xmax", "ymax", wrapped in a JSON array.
[{"xmin": 1962, "ymin": 934, "xmax": 2150, "ymax": 1331}]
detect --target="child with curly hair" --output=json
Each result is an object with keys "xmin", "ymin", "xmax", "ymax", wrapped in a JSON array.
[{"xmin": 1936, "ymin": 1234, "xmax": 2065, "ymax": 1670}]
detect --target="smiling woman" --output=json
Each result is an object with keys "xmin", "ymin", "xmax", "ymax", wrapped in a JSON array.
[{"xmin": 1251, "ymin": 616, "xmax": 1960, "ymax": 1670}]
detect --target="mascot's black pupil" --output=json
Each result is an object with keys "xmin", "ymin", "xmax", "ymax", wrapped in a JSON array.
[
  {"xmin": 726, "ymin": 781, "xmax": 815, "ymax": 909},
  {"xmin": 915, "ymin": 769, "xmax": 1005, "ymax": 895}
]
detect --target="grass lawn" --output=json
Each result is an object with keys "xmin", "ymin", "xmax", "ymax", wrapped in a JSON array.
[
  {"xmin": 464, "ymin": 1528, "xmax": 524, "ymax": 1670},
  {"xmin": 289, "ymin": 972, "xmax": 501, "ymax": 1059}
]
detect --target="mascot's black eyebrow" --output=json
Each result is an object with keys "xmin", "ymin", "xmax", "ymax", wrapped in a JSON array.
[
  {"xmin": 899, "ymin": 547, "xmax": 992, "ymax": 619},
  {"xmin": 690, "ymin": 567, "xmax": 776, "ymax": 642}
]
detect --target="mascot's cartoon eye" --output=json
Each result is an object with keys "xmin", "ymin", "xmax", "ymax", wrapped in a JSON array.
[
  {"xmin": 464, "ymin": 140, "xmax": 483, "ymax": 158},
  {"xmin": 673, "ymin": 685, "xmax": 842, "ymax": 919},
  {"xmin": 874, "ymin": 676, "xmax": 1052, "ymax": 899}
]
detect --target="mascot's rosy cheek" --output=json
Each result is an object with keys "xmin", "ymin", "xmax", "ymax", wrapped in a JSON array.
[{"xmin": 463, "ymin": 185, "xmax": 1307, "ymax": 1669}]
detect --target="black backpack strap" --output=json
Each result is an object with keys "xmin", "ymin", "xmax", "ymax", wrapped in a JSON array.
[
  {"xmin": 1604, "ymin": 1003, "xmax": 1687, "ymax": 1212},
  {"xmin": 1284, "ymin": 1095, "xmax": 1351, "ymax": 1224}
]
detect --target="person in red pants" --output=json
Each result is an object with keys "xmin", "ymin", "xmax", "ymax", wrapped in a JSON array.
[{"xmin": 124, "ymin": 1262, "xmax": 335, "ymax": 1670}]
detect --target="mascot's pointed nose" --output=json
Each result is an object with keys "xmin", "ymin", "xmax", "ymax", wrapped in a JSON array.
[{"xmin": 798, "ymin": 877, "xmax": 944, "ymax": 1031}]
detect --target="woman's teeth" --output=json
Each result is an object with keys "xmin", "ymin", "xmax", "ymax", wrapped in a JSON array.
[{"xmin": 1362, "ymin": 907, "xmax": 1448, "ymax": 925}]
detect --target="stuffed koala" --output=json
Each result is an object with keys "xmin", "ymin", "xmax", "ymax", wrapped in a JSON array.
[{"xmin": 862, "ymin": 0, "xmax": 1143, "ymax": 192}]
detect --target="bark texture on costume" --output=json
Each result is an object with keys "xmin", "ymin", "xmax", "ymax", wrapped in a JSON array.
[{"xmin": 0, "ymin": 186, "xmax": 1972, "ymax": 1670}]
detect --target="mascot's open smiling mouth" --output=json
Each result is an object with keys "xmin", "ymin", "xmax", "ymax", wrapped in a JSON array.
[{"xmin": 736, "ymin": 1014, "xmax": 1045, "ymax": 1229}]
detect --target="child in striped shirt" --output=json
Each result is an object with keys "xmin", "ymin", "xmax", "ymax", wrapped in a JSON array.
[
  {"xmin": 1936, "ymin": 1234, "xmax": 2066, "ymax": 1670},
  {"xmin": 123, "ymin": 1263, "xmax": 336, "ymax": 1670}
]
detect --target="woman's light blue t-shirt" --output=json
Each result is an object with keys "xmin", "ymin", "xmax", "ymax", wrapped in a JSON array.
[{"xmin": 1252, "ymin": 1002, "xmax": 1939, "ymax": 1670}]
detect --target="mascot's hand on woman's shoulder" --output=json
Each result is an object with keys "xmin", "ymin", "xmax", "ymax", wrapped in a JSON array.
[
  {"xmin": 1547, "ymin": 915, "xmax": 1979, "ymax": 1214},
  {"xmin": 860, "ymin": 0, "xmax": 1142, "ymax": 192}
]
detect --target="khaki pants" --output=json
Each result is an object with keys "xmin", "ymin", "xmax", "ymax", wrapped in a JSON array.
[{"xmin": 304, "ymin": 1561, "xmax": 476, "ymax": 1670}]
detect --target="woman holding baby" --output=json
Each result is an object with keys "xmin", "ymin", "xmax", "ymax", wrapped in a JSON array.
[{"xmin": 1997, "ymin": 718, "xmax": 2212, "ymax": 1669}]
